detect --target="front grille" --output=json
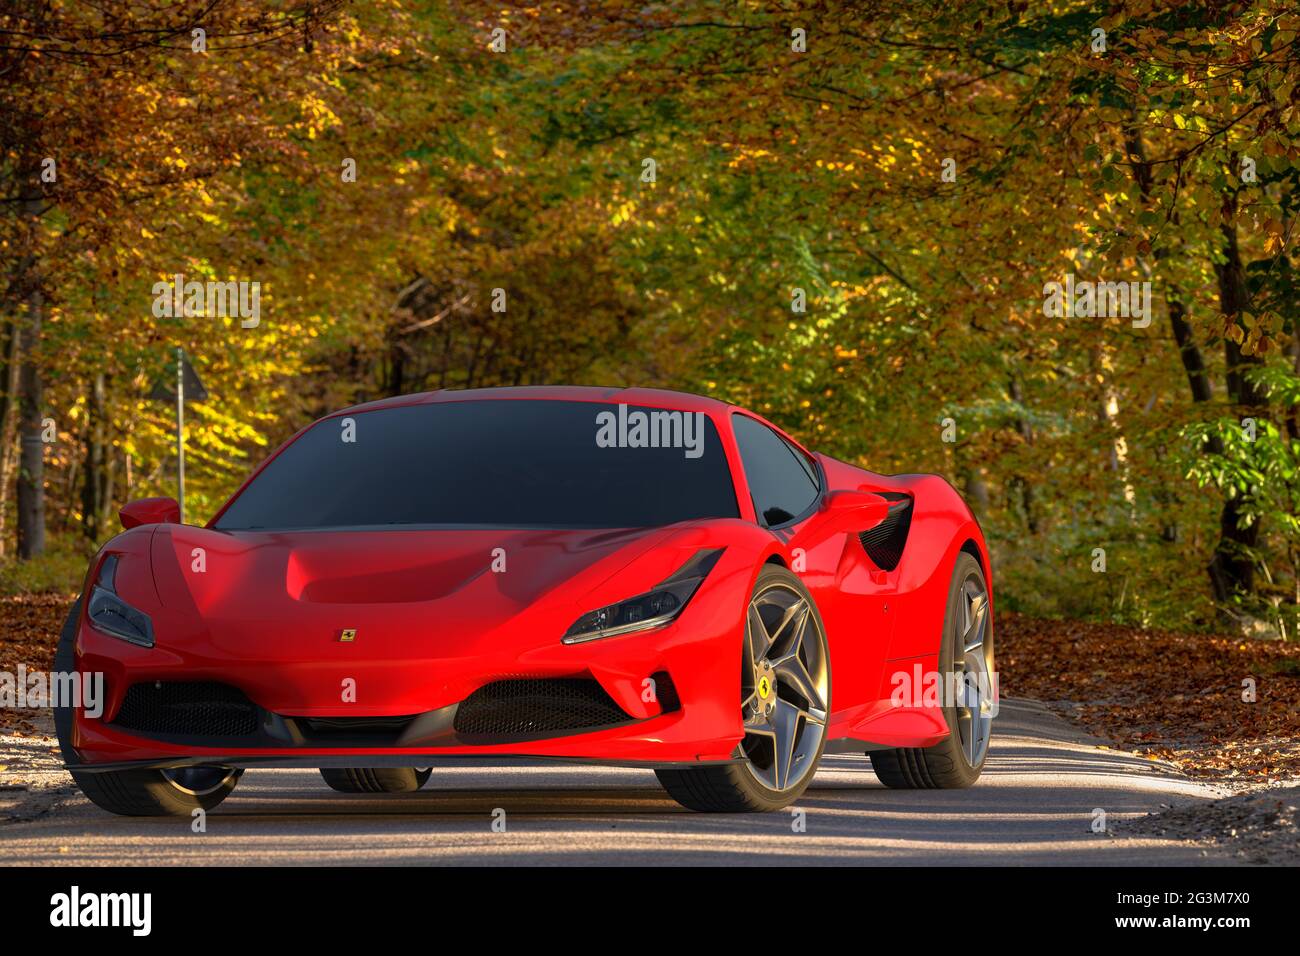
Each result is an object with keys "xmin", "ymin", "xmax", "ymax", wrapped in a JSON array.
[
  {"xmin": 113, "ymin": 681, "xmax": 259, "ymax": 738},
  {"xmin": 453, "ymin": 677, "xmax": 630, "ymax": 737}
]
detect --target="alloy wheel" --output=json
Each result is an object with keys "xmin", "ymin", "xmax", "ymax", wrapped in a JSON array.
[
  {"xmin": 953, "ymin": 572, "xmax": 992, "ymax": 767},
  {"xmin": 739, "ymin": 581, "xmax": 829, "ymax": 792}
]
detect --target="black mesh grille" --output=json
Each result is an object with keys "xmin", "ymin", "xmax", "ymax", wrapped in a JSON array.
[
  {"xmin": 113, "ymin": 681, "xmax": 259, "ymax": 737},
  {"xmin": 453, "ymin": 678, "xmax": 630, "ymax": 736},
  {"xmin": 858, "ymin": 493, "xmax": 914, "ymax": 571}
]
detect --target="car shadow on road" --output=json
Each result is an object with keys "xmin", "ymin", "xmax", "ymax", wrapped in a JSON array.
[{"xmin": 207, "ymin": 743, "xmax": 1209, "ymax": 824}]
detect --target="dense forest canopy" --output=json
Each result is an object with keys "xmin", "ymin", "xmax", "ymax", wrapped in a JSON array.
[{"xmin": 1, "ymin": 0, "xmax": 1298, "ymax": 635}]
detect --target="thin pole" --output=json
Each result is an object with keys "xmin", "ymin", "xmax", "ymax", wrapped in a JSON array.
[{"xmin": 176, "ymin": 346, "xmax": 185, "ymax": 524}]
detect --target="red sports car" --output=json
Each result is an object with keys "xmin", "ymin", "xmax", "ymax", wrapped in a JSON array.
[{"xmin": 55, "ymin": 386, "xmax": 995, "ymax": 814}]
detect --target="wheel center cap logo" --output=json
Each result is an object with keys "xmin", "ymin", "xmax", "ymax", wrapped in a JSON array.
[{"xmin": 757, "ymin": 676, "xmax": 772, "ymax": 699}]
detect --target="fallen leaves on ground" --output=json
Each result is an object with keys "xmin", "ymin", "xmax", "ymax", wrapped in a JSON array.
[
  {"xmin": 0, "ymin": 595, "xmax": 73, "ymax": 735},
  {"xmin": 998, "ymin": 612, "xmax": 1300, "ymax": 785}
]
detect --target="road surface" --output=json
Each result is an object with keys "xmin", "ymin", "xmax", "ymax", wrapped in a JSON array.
[{"xmin": 0, "ymin": 699, "xmax": 1233, "ymax": 865}]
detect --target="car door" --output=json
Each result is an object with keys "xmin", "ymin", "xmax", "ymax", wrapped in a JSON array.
[{"xmin": 731, "ymin": 413, "xmax": 893, "ymax": 717}]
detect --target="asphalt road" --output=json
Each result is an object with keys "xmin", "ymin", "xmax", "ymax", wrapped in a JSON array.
[{"xmin": 1, "ymin": 699, "xmax": 1232, "ymax": 865}]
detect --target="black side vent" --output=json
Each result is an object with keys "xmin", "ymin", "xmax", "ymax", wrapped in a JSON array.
[
  {"xmin": 113, "ymin": 681, "xmax": 260, "ymax": 738},
  {"xmin": 858, "ymin": 493, "xmax": 914, "ymax": 571}
]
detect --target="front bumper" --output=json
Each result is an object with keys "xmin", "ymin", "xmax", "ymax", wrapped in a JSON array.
[{"xmin": 66, "ymin": 566, "xmax": 751, "ymax": 769}]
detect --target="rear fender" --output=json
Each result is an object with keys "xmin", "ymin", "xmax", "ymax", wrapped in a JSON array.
[{"xmin": 876, "ymin": 475, "xmax": 987, "ymax": 661}]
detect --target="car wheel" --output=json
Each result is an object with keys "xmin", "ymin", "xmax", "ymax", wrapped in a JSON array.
[
  {"xmin": 75, "ymin": 765, "xmax": 244, "ymax": 817},
  {"xmin": 870, "ymin": 551, "xmax": 993, "ymax": 789},
  {"xmin": 656, "ymin": 564, "xmax": 830, "ymax": 812},
  {"xmin": 319, "ymin": 767, "xmax": 432, "ymax": 793},
  {"xmin": 52, "ymin": 598, "xmax": 245, "ymax": 816}
]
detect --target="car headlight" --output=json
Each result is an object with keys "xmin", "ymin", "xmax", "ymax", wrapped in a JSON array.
[
  {"xmin": 563, "ymin": 549, "xmax": 723, "ymax": 645},
  {"xmin": 86, "ymin": 554, "xmax": 155, "ymax": 648}
]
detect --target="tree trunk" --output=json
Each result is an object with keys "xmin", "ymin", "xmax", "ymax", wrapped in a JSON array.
[
  {"xmin": 385, "ymin": 333, "xmax": 406, "ymax": 397},
  {"xmin": 1208, "ymin": 215, "xmax": 1264, "ymax": 606},
  {"xmin": 16, "ymin": 277, "xmax": 44, "ymax": 559},
  {"xmin": 81, "ymin": 372, "xmax": 106, "ymax": 541},
  {"xmin": 1169, "ymin": 296, "xmax": 1214, "ymax": 405},
  {"xmin": 15, "ymin": 181, "xmax": 45, "ymax": 560},
  {"xmin": 1124, "ymin": 123, "xmax": 1216, "ymax": 541},
  {"xmin": 1007, "ymin": 376, "xmax": 1038, "ymax": 533},
  {"xmin": 99, "ymin": 441, "xmax": 119, "ymax": 538},
  {"xmin": 0, "ymin": 319, "xmax": 22, "ymax": 558},
  {"xmin": 963, "ymin": 468, "xmax": 990, "ymax": 518},
  {"xmin": 1158, "ymin": 291, "xmax": 1217, "ymax": 543},
  {"xmin": 1288, "ymin": 333, "xmax": 1300, "ymax": 441},
  {"xmin": 1091, "ymin": 343, "xmax": 1136, "ymax": 508}
]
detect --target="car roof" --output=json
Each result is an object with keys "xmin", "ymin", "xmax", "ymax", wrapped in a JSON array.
[{"xmin": 329, "ymin": 385, "xmax": 737, "ymax": 419}]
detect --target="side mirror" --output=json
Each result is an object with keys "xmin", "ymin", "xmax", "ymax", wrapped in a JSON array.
[
  {"xmin": 120, "ymin": 497, "xmax": 181, "ymax": 530},
  {"xmin": 822, "ymin": 489, "xmax": 891, "ymax": 532},
  {"xmin": 797, "ymin": 489, "xmax": 891, "ymax": 545}
]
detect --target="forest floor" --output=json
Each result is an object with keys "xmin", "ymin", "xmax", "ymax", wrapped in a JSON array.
[
  {"xmin": 0, "ymin": 594, "xmax": 69, "ymax": 738},
  {"xmin": 997, "ymin": 612, "xmax": 1300, "ymax": 789}
]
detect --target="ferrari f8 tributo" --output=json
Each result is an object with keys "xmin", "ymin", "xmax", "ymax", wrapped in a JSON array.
[{"xmin": 55, "ymin": 386, "xmax": 994, "ymax": 814}]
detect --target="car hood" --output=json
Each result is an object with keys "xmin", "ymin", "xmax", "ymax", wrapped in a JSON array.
[{"xmin": 143, "ymin": 523, "xmax": 710, "ymax": 658}]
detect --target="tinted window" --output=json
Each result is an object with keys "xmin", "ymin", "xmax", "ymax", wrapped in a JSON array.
[
  {"xmin": 215, "ymin": 400, "xmax": 739, "ymax": 530},
  {"xmin": 733, "ymin": 415, "xmax": 820, "ymax": 526}
]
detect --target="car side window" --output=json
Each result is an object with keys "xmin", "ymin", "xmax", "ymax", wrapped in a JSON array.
[{"xmin": 732, "ymin": 415, "xmax": 820, "ymax": 526}]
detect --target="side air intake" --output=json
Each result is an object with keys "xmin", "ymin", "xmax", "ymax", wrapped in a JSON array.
[
  {"xmin": 858, "ymin": 492, "xmax": 913, "ymax": 571},
  {"xmin": 112, "ymin": 681, "xmax": 260, "ymax": 738}
]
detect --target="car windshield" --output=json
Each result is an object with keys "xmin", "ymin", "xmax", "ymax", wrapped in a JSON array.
[{"xmin": 213, "ymin": 399, "xmax": 739, "ymax": 530}]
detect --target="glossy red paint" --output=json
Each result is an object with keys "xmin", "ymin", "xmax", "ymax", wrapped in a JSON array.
[{"xmin": 66, "ymin": 386, "xmax": 992, "ymax": 770}]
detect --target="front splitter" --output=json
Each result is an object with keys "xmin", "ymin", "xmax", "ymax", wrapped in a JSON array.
[{"xmin": 66, "ymin": 752, "xmax": 746, "ymax": 774}]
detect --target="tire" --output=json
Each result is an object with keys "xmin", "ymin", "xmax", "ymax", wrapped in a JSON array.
[
  {"xmin": 870, "ymin": 550, "xmax": 993, "ymax": 789},
  {"xmin": 319, "ymin": 767, "xmax": 431, "ymax": 793},
  {"xmin": 51, "ymin": 600, "xmax": 81, "ymax": 765},
  {"xmin": 71, "ymin": 766, "xmax": 244, "ymax": 817},
  {"xmin": 54, "ymin": 599, "xmax": 244, "ymax": 817},
  {"xmin": 656, "ymin": 565, "xmax": 831, "ymax": 812}
]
